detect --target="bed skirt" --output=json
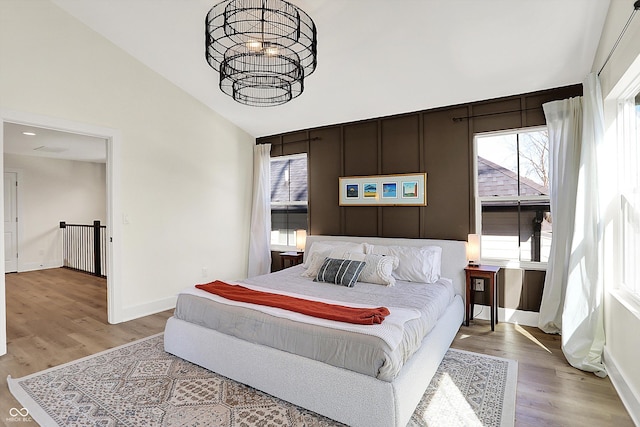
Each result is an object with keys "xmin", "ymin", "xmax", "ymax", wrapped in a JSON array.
[{"xmin": 164, "ymin": 294, "xmax": 463, "ymax": 427}]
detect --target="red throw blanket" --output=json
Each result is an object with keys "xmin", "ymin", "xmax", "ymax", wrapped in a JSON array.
[{"xmin": 195, "ymin": 280, "xmax": 390, "ymax": 325}]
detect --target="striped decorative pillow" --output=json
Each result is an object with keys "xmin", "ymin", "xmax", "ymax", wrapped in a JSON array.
[{"xmin": 314, "ymin": 258, "xmax": 366, "ymax": 287}]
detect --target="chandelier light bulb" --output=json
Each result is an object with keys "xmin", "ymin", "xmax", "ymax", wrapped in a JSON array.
[
  {"xmin": 246, "ymin": 40, "xmax": 263, "ymax": 52},
  {"xmin": 264, "ymin": 45, "xmax": 279, "ymax": 56}
]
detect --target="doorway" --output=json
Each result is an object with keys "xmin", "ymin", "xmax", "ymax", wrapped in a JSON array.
[
  {"xmin": 0, "ymin": 110, "xmax": 122, "ymax": 356},
  {"xmin": 4, "ymin": 123, "xmax": 107, "ymax": 274}
]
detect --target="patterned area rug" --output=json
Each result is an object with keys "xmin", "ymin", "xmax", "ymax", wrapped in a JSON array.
[{"xmin": 8, "ymin": 334, "xmax": 517, "ymax": 427}]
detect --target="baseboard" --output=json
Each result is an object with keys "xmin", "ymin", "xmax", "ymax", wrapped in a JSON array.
[
  {"xmin": 119, "ymin": 295, "xmax": 177, "ymax": 324},
  {"xmin": 18, "ymin": 261, "xmax": 63, "ymax": 273},
  {"xmin": 471, "ymin": 305, "xmax": 539, "ymax": 327},
  {"xmin": 604, "ymin": 346, "xmax": 640, "ymax": 426}
]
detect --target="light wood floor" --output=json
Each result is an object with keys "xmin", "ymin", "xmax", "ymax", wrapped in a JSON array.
[
  {"xmin": 0, "ymin": 268, "xmax": 634, "ymax": 426},
  {"xmin": 452, "ymin": 321, "xmax": 634, "ymax": 426},
  {"xmin": 0, "ymin": 268, "xmax": 172, "ymax": 426}
]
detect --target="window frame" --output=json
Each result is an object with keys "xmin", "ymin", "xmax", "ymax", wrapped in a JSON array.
[
  {"xmin": 615, "ymin": 79, "xmax": 640, "ymax": 308},
  {"xmin": 473, "ymin": 126, "xmax": 550, "ymax": 270},
  {"xmin": 269, "ymin": 152, "xmax": 308, "ymax": 252}
]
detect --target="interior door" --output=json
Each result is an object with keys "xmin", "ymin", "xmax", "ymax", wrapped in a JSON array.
[{"xmin": 4, "ymin": 172, "xmax": 18, "ymax": 273}]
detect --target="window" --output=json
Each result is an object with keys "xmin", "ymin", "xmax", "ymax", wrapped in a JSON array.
[
  {"xmin": 475, "ymin": 128, "xmax": 551, "ymax": 265},
  {"xmin": 270, "ymin": 154, "xmax": 308, "ymax": 248},
  {"xmin": 619, "ymin": 89, "xmax": 640, "ymax": 302}
]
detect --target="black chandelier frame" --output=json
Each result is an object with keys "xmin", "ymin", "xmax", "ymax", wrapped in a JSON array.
[{"xmin": 205, "ymin": 0, "xmax": 318, "ymax": 107}]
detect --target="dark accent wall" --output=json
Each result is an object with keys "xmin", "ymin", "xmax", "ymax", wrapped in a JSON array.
[
  {"xmin": 260, "ymin": 84, "xmax": 580, "ymax": 240},
  {"xmin": 262, "ymin": 84, "xmax": 582, "ymax": 312}
]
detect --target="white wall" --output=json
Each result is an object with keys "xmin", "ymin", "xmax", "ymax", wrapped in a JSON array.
[
  {"xmin": 0, "ymin": 0, "xmax": 254, "ymax": 346},
  {"xmin": 4, "ymin": 154, "xmax": 107, "ymax": 271},
  {"xmin": 591, "ymin": 1, "xmax": 640, "ymax": 424}
]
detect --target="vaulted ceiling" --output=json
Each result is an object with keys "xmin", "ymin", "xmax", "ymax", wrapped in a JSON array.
[{"xmin": 50, "ymin": 0, "xmax": 610, "ymax": 138}]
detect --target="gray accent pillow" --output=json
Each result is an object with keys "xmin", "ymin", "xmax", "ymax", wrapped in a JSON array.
[{"xmin": 314, "ymin": 258, "xmax": 366, "ymax": 287}]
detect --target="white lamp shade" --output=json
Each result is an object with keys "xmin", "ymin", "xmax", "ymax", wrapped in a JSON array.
[
  {"xmin": 467, "ymin": 233, "xmax": 480, "ymax": 265},
  {"xmin": 295, "ymin": 229, "xmax": 307, "ymax": 251}
]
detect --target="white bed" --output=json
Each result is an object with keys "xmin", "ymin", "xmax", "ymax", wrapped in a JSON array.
[{"xmin": 164, "ymin": 235, "xmax": 466, "ymax": 427}]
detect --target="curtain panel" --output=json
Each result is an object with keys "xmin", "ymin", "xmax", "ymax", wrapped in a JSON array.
[
  {"xmin": 538, "ymin": 96, "xmax": 583, "ymax": 334},
  {"xmin": 538, "ymin": 73, "xmax": 606, "ymax": 377},
  {"xmin": 247, "ymin": 143, "xmax": 272, "ymax": 277}
]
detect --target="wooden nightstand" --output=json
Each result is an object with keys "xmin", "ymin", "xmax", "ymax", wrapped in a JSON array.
[
  {"xmin": 465, "ymin": 265, "xmax": 501, "ymax": 331},
  {"xmin": 280, "ymin": 251, "xmax": 304, "ymax": 269}
]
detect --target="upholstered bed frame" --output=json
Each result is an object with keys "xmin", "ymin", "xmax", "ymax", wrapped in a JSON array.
[{"xmin": 164, "ymin": 236, "xmax": 466, "ymax": 427}]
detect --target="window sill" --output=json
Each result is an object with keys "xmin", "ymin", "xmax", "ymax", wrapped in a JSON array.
[
  {"xmin": 610, "ymin": 288, "xmax": 640, "ymax": 322},
  {"xmin": 270, "ymin": 244, "xmax": 298, "ymax": 252},
  {"xmin": 479, "ymin": 260, "xmax": 548, "ymax": 271}
]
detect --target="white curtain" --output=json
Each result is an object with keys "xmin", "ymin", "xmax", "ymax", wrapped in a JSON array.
[
  {"xmin": 247, "ymin": 143, "xmax": 272, "ymax": 277},
  {"xmin": 538, "ymin": 73, "xmax": 606, "ymax": 377},
  {"xmin": 538, "ymin": 96, "xmax": 583, "ymax": 333},
  {"xmin": 562, "ymin": 73, "xmax": 606, "ymax": 376}
]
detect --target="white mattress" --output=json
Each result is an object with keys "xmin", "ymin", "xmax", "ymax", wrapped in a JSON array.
[{"xmin": 174, "ymin": 265, "xmax": 456, "ymax": 381}]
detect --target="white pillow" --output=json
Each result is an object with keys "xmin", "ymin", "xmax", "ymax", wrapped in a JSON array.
[
  {"xmin": 303, "ymin": 241, "xmax": 365, "ymax": 268},
  {"xmin": 369, "ymin": 244, "xmax": 442, "ymax": 283},
  {"xmin": 302, "ymin": 252, "xmax": 326, "ymax": 278},
  {"xmin": 302, "ymin": 244, "xmax": 366, "ymax": 277},
  {"xmin": 303, "ymin": 242, "xmax": 333, "ymax": 268},
  {"xmin": 358, "ymin": 253, "xmax": 399, "ymax": 286}
]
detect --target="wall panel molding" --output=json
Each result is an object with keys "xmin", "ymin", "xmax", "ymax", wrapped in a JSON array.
[{"xmin": 259, "ymin": 84, "xmax": 582, "ymax": 242}]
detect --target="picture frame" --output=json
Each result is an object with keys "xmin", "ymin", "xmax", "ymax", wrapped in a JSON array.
[
  {"xmin": 346, "ymin": 184, "xmax": 359, "ymax": 198},
  {"xmin": 382, "ymin": 182, "xmax": 397, "ymax": 198},
  {"xmin": 339, "ymin": 173, "xmax": 427, "ymax": 206},
  {"xmin": 363, "ymin": 183, "xmax": 377, "ymax": 198}
]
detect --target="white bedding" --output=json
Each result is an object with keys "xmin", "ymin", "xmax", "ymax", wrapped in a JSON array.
[
  {"xmin": 241, "ymin": 264, "xmax": 456, "ymax": 339},
  {"xmin": 179, "ymin": 283, "xmax": 421, "ymax": 349},
  {"xmin": 174, "ymin": 265, "xmax": 456, "ymax": 380}
]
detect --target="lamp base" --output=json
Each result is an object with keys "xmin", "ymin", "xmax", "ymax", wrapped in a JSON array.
[{"xmin": 468, "ymin": 262, "xmax": 479, "ymax": 267}]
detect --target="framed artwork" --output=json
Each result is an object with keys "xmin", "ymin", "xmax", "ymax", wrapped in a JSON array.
[
  {"xmin": 382, "ymin": 182, "xmax": 397, "ymax": 198},
  {"xmin": 339, "ymin": 173, "xmax": 427, "ymax": 206},
  {"xmin": 402, "ymin": 181, "xmax": 418, "ymax": 198},
  {"xmin": 363, "ymin": 183, "xmax": 377, "ymax": 198},
  {"xmin": 346, "ymin": 184, "xmax": 359, "ymax": 198}
]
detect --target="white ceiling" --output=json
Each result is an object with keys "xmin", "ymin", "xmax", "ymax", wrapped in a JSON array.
[
  {"xmin": 48, "ymin": 0, "xmax": 610, "ymax": 139},
  {"xmin": 3, "ymin": 123, "xmax": 107, "ymax": 163}
]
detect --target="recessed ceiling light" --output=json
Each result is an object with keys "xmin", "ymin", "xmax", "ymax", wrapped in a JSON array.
[{"xmin": 22, "ymin": 132, "xmax": 36, "ymax": 136}]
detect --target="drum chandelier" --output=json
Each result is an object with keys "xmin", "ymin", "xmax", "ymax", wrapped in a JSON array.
[{"xmin": 205, "ymin": 0, "xmax": 318, "ymax": 107}]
